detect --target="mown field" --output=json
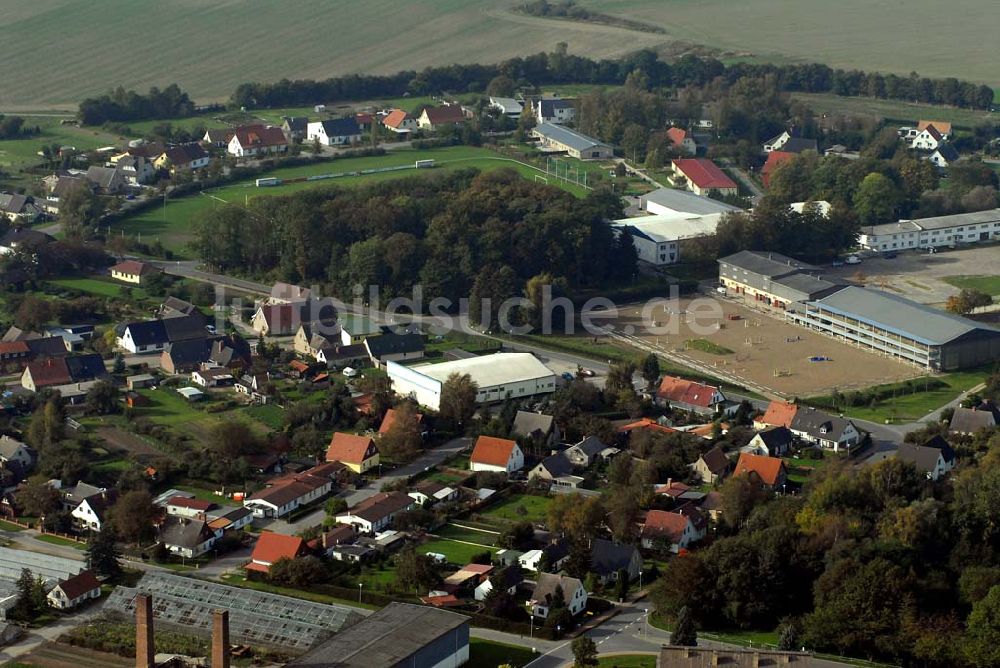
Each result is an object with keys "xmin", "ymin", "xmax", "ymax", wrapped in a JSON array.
[{"xmin": 789, "ymin": 93, "xmax": 999, "ymax": 129}]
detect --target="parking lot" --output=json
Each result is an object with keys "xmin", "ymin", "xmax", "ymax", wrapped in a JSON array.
[{"xmin": 825, "ymin": 245, "xmax": 1000, "ymax": 305}]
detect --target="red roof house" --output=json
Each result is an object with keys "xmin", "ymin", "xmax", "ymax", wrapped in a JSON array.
[
  {"xmin": 382, "ymin": 109, "xmax": 414, "ymax": 131},
  {"xmin": 666, "ymin": 127, "xmax": 696, "ymax": 155},
  {"xmin": 656, "ymin": 376, "xmax": 726, "ymax": 416},
  {"xmin": 671, "ymin": 158, "xmax": 738, "ymax": 196},
  {"xmin": 755, "ymin": 400, "xmax": 799, "ymax": 430},
  {"xmin": 470, "ymin": 436, "xmax": 524, "ymax": 474},
  {"xmin": 761, "ymin": 151, "xmax": 795, "ymax": 188},
  {"xmin": 618, "ymin": 417, "xmax": 678, "ymax": 435},
  {"xmin": 418, "ymin": 105, "xmax": 465, "ymax": 129},
  {"xmin": 325, "ymin": 432, "xmax": 379, "ymax": 474},
  {"xmin": 245, "ymin": 532, "xmax": 308, "ymax": 574},
  {"xmin": 378, "ymin": 408, "xmax": 424, "ymax": 435},
  {"xmin": 733, "ymin": 452, "xmax": 787, "ymax": 488},
  {"xmin": 640, "ymin": 509, "xmax": 700, "ymax": 552}
]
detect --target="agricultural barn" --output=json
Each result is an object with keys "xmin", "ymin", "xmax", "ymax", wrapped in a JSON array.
[{"xmin": 786, "ymin": 286, "xmax": 1000, "ymax": 371}]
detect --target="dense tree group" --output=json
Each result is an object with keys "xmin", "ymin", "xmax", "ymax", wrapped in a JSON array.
[{"xmin": 78, "ymin": 84, "xmax": 196, "ymax": 126}]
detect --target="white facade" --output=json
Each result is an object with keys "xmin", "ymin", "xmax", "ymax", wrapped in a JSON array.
[
  {"xmin": 489, "ymin": 97, "xmax": 522, "ymax": 118},
  {"xmin": 306, "ymin": 121, "xmax": 362, "ymax": 146},
  {"xmin": 531, "ymin": 582, "xmax": 587, "ymax": 618},
  {"xmin": 613, "ymin": 212, "xmax": 726, "ymax": 266},
  {"xmin": 763, "ymin": 131, "xmax": 791, "ymax": 153},
  {"xmin": 47, "ymin": 582, "xmax": 100, "ymax": 609},
  {"xmin": 470, "ymin": 443, "xmax": 524, "ymax": 474},
  {"xmin": 911, "ymin": 129, "xmax": 941, "ymax": 150},
  {"xmin": 71, "ymin": 499, "xmax": 105, "ymax": 532},
  {"xmin": 386, "ymin": 354, "xmax": 557, "ymax": 411},
  {"xmin": 858, "ymin": 209, "xmax": 1000, "ymax": 252}
]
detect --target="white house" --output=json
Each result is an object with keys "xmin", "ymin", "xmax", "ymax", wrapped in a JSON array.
[
  {"xmin": 71, "ymin": 493, "xmax": 115, "ymax": 532},
  {"xmin": 529, "ymin": 573, "xmax": 587, "ymax": 619},
  {"xmin": 306, "ymin": 118, "xmax": 363, "ymax": 146},
  {"xmin": 335, "ymin": 492, "xmax": 415, "ymax": 534},
  {"xmin": 159, "ymin": 518, "xmax": 217, "ymax": 559},
  {"xmin": 227, "ymin": 125, "xmax": 288, "ymax": 158},
  {"xmin": 640, "ymin": 509, "xmax": 699, "ymax": 552},
  {"xmin": 533, "ymin": 98, "xmax": 576, "ymax": 125},
  {"xmin": 47, "ymin": 571, "xmax": 101, "ymax": 610},
  {"xmin": 895, "ymin": 437, "xmax": 956, "ymax": 481},
  {"xmin": 911, "ymin": 126, "xmax": 944, "ymax": 151},
  {"xmin": 489, "ymin": 97, "xmax": 522, "ymax": 118},
  {"xmin": 763, "ymin": 131, "xmax": 792, "ymax": 153},
  {"xmin": 0, "ymin": 435, "xmax": 34, "ymax": 474},
  {"xmin": 469, "ymin": 436, "xmax": 524, "ymax": 474},
  {"xmin": 242, "ymin": 469, "xmax": 332, "ymax": 519}
]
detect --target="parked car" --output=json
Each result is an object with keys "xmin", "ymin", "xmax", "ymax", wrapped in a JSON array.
[
  {"xmin": 845, "ymin": 255, "xmax": 862, "ymax": 265},
  {"xmin": 342, "ymin": 367, "xmax": 359, "ymax": 378}
]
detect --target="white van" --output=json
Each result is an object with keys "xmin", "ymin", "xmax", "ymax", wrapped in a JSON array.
[
  {"xmin": 845, "ymin": 255, "xmax": 862, "ymax": 265},
  {"xmin": 342, "ymin": 367, "xmax": 359, "ymax": 378}
]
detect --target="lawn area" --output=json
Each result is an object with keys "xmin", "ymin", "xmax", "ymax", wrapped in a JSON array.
[
  {"xmin": 784, "ymin": 452, "xmax": 844, "ymax": 484},
  {"xmin": 479, "ymin": 494, "xmax": 552, "ymax": 526},
  {"xmin": 511, "ymin": 333, "xmax": 637, "ymax": 365},
  {"xmin": 685, "ymin": 338, "xmax": 734, "ymax": 355},
  {"xmin": 47, "ymin": 277, "xmax": 144, "ymax": 300},
  {"xmin": 468, "ymin": 638, "xmax": 538, "ymax": 668},
  {"xmin": 35, "ymin": 534, "xmax": 86, "ymax": 550},
  {"xmin": 597, "ymin": 655, "xmax": 657, "ymax": 668},
  {"xmin": 242, "ymin": 403, "xmax": 285, "ymax": 429},
  {"xmin": 421, "ymin": 538, "xmax": 496, "ymax": 566},
  {"xmin": 0, "ymin": 520, "xmax": 25, "ymax": 532},
  {"xmin": 436, "ymin": 523, "xmax": 499, "ymax": 546},
  {"xmin": 943, "ymin": 275, "xmax": 1000, "ymax": 296},
  {"xmin": 805, "ymin": 368, "xmax": 990, "ymax": 423},
  {"xmin": 132, "ymin": 387, "xmax": 268, "ymax": 445},
  {"xmin": 790, "ymin": 92, "xmax": 998, "ymax": 129},
  {"xmin": 173, "ymin": 484, "xmax": 230, "ymax": 504}
]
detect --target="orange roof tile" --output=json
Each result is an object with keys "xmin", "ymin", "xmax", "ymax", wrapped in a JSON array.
[
  {"xmin": 470, "ymin": 436, "xmax": 518, "ymax": 467},
  {"xmin": 641, "ymin": 509, "xmax": 690, "ymax": 542},
  {"xmin": 248, "ymin": 532, "xmax": 306, "ymax": 568},
  {"xmin": 618, "ymin": 418, "xmax": 677, "ymax": 435},
  {"xmin": 758, "ymin": 401, "xmax": 798, "ymax": 428},
  {"xmin": 733, "ymin": 452, "xmax": 786, "ymax": 486},
  {"xmin": 325, "ymin": 432, "xmax": 376, "ymax": 465},
  {"xmin": 378, "ymin": 408, "xmax": 424, "ymax": 435},
  {"xmin": 657, "ymin": 376, "xmax": 720, "ymax": 408},
  {"xmin": 382, "ymin": 109, "xmax": 410, "ymax": 129},
  {"xmin": 672, "ymin": 158, "xmax": 737, "ymax": 190},
  {"xmin": 666, "ymin": 127, "xmax": 688, "ymax": 147}
]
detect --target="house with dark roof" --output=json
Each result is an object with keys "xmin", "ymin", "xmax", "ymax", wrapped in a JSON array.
[
  {"xmin": 511, "ymin": 411, "xmax": 560, "ymax": 447},
  {"xmin": 911, "ymin": 124, "xmax": 944, "ymax": 150},
  {"xmin": 0, "ymin": 193, "xmax": 42, "ymax": 224},
  {"xmin": 564, "ymin": 435, "xmax": 605, "ymax": 468},
  {"xmin": 364, "ymin": 332, "xmax": 424, "ymax": 368},
  {"xmin": 334, "ymin": 491, "xmax": 415, "ymax": 534},
  {"xmin": 0, "ymin": 227, "xmax": 53, "ymax": 256},
  {"xmin": 656, "ymin": 375, "xmax": 727, "ymax": 416},
  {"xmin": 202, "ymin": 128, "xmax": 235, "ymax": 148},
  {"xmin": 950, "ymin": 406, "xmax": 997, "ymax": 435},
  {"xmin": 416, "ymin": 105, "xmax": 465, "ymax": 130},
  {"xmin": 789, "ymin": 408, "xmax": 861, "ymax": 452},
  {"xmin": 85, "ymin": 165, "xmax": 125, "ymax": 194},
  {"xmin": 70, "ymin": 488, "xmax": 118, "ymax": 532},
  {"xmin": 929, "ymin": 143, "xmax": 961, "ymax": 168},
  {"xmin": 763, "ymin": 130, "xmax": 817, "ymax": 154},
  {"xmin": 317, "ymin": 342, "xmax": 369, "ymax": 369},
  {"xmin": 533, "ymin": 98, "xmax": 576, "ymax": 124},
  {"xmin": 159, "ymin": 517, "xmax": 217, "ymax": 558},
  {"xmin": 325, "ymin": 432, "xmax": 379, "ymax": 474},
  {"xmin": 47, "ymin": 570, "xmax": 101, "ymax": 609},
  {"xmin": 895, "ymin": 436, "xmax": 956, "ymax": 480},
  {"xmin": 307, "ymin": 118, "xmax": 363, "ymax": 146},
  {"xmin": 160, "ymin": 338, "xmax": 211, "ymax": 374},
  {"xmin": 243, "ymin": 465, "xmax": 334, "ymax": 519},
  {"xmin": 589, "ymin": 538, "xmax": 642, "ymax": 584},
  {"xmin": 692, "ymin": 445, "xmax": 731, "ymax": 485},
  {"xmin": 117, "ymin": 313, "xmax": 207, "ymax": 354},
  {"xmin": 251, "ymin": 302, "xmax": 314, "ymax": 337},
  {"xmin": 156, "ymin": 142, "xmax": 209, "ymax": 172},
  {"xmin": 745, "ymin": 426, "xmax": 795, "ymax": 457},
  {"xmin": 529, "ymin": 573, "xmax": 587, "ymax": 618},
  {"xmin": 21, "ymin": 353, "xmax": 107, "ymax": 392},
  {"xmin": 528, "ymin": 453, "xmax": 573, "ymax": 482},
  {"xmin": 281, "ymin": 116, "xmax": 309, "ymax": 140},
  {"xmin": 474, "ymin": 564, "xmax": 524, "ymax": 601}
]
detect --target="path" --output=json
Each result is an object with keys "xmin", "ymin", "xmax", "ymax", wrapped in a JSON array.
[
  {"xmin": 720, "ymin": 160, "xmax": 764, "ymax": 202},
  {"xmin": 619, "ymin": 160, "xmax": 667, "ymax": 189}
]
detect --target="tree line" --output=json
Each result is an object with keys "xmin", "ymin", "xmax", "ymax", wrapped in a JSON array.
[
  {"xmin": 77, "ymin": 83, "xmax": 196, "ymax": 126},
  {"xmin": 192, "ymin": 168, "xmax": 636, "ymax": 304},
  {"xmin": 0, "ymin": 114, "xmax": 40, "ymax": 140}
]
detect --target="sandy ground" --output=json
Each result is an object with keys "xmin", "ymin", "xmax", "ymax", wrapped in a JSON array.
[{"xmin": 611, "ymin": 297, "xmax": 922, "ymax": 397}]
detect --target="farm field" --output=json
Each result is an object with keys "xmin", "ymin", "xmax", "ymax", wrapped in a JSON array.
[
  {"xmin": 114, "ymin": 146, "xmax": 589, "ymax": 257},
  {"xmin": 788, "ymin": 92, "xmax": 999, "ymax": 129}
]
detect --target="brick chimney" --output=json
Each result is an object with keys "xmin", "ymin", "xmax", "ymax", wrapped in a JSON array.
[
  {"xmin": 135, "ymin": 594, "xmax": 155, "ymax": 668},
  {"xmin": 321, "ymin": 531, "xmax": 328, "ymax": 550},
  {"xmin": 212, "ymin": 609, "xmax": 231, "ymax": 668}
]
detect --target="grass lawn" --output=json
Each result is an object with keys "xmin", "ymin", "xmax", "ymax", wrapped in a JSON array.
[
  {"xmin": 597, "ymin": 656, "xmax": 657, "ymax": 668},
  {"xmin": 468, "ymin": 638, "xmax": 538, "ymax": 668},
  {"xmin": 421, "ymin": 538, "xmax": 496, "ymax": 566},
  {"xmin": 436, "ymin": 524, "xmax": 499, "ymax": 546},
  {"xmin": 479, "ymin": 494, "xmax": 551, "ymax": 526},
  {"xmin": 47, "ymin": 277, "xmax": 146, "ymax": 300},
  {"xmin": 35, "ymin": 534, "xmax": 86, "ymax": 550},
  {"xmin": 174, "ymin": 484, "xmax": 230, "ymax": 504},
  {"xmin": 943, "ymin": 275, "xmax": 1000, "ymax": 296},
  {"xmin": 685, "ymin": 338, "xmax": 735, "ymax": 355},
  {"xmin": 790, "ymin": 92, "xmax": 998, "ymax": 129},
  {"xmin": 0, "ymin": 520, "xmax": 25, "ymax": 532},
  {"xmin": 243, "ymin": 403, "xmax": 285, "ymax": 429},
  {"xmin": 132, "ymin": 387, "xmax": 268, "ymax": 445},
  {"xmin": 511, "ymin": 333, "xmax": 637, "ymax": 365}
]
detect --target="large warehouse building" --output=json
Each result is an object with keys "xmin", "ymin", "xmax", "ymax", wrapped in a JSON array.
[
  {"xmin": 718, "ymin": 250, "xmax": 847, "ymax": 309},
  {"xmin": 387, "ymin": 353, "xmax": 557, "ymax": 410},
  {"xmin": 858, "ymin": 208, "xmax": 1000, "ymax": 251},
  {"xmin": 286, "ymin": 602, "xmax": 470, "ymax": 668},
  {"xmin": 786, "ymin": 286, "xmax": 1000, "ymax": 371}
]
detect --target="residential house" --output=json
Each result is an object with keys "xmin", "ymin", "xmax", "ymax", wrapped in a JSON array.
[
  {"xmin": 160, "ymin": 338, "xmax": 212, "ymax": 375},
  {"xmin": 511, "ymin": 411, "xmax": 560, "ymax": 448},
  {"xmin": 895, "ymin": 436, "xmax": 956, "ymax": 481},
  {"xmin": 564, "ymin": 435, "xmax": 605, "ymax": 468},
  {"xmin": 46, "ymin": 570, "xmax": 101, "ymax": 609},
  {"xmin": 21, "ymin": 354, "xmax": 107, "ymax": 392},
  {"xmin": 85, "ymin": 166, "xmax": 125, "ymax": 195},
  {"xmin": 251, "ymin": 303, "xmax": 312, "ymax": 336},
  {"xmin": 761, "ymin": 150, "xmax": 795, "ymax": 188},
  {"xmin": 311, "ymin": 523, "xmax": 359, "ymax": 558},
  {"xmin": 474, "ymin": 564, "xmax": 523, "ymax": 601},
  {"xmin": 354, "ymin": 113, "xmax": 374, "ymax": 131},
  {"xmin": 337, "ymin": 315, "xmax": 383, "ymax": 344},
  {"xmin": 470, "ymin": 436, "xmax": 524, "ymax": 474},
  {"xmin": 0, "ymin": 193, "xmax": 42, "ymax": 224},
  {"xmin": 208, "ymin": 334, "xmax": 252, "ymax": 372},
  {"xmin": 379, "ymin": 407, "xmax": 424, "ymax": 436},
  {"xmin": 417, "ymin": 105, "xmax": 465, "ymax": 131},
  {"xmin": 589, "ymin": 538, "xmax": 642, "ymax": 585},
  {"xmin": 666, "ymin": 127, "xmax": 697, "ymax": 155},
  {"xmin": 235, "ymin": 372, "xmax": 270, "ymax": 401},
  {"xmin": 159, "ymin": 517, "xmax": 216, "ymax": 558},
  {"xmin": 70, "ymin": 488, "xmax": 117, "ymax": 532},
  {"xmin": 335, "ymin": 491, "xmax": 415, "ymax": 534},
  {"xmin": 763, "ymin": 131, "xmax": 817, "ymax": 154},
  {"xmin": 671, "ymin": 159, "xmax": 738, "ymax": 197},
  {"xmin": 0, "ymin": 435, "xmax": 35, "ymax": 481},
  {"xmin": 381, "ymin": 109, "xmax": 418, "ymax": 135},
  {"xmin": 307, "ymin": 118, "xmax": 363, "ymax": 146},
  {"xmin": 281, "ymin": 116, "xmax": 309, "ymax": 141},
  {"xmin": 442, "ymin": 563, "xmax": 494, "ymax": 594},
  {"xmin": 789, "ymin": 408, "xmax": 860, "ymax": 452},
  {"xmin": 733, "ymin": 452, "xmax": 788, "ymax": 490},
  {"xmin": 692, "ymin": 445, "xmax": 731, "ymax": 485},
  {"xmin": 202, "ymin": 128, "xmax": 234, "ymax": 148},
  {"xmin": 950, "ymin": 406, "xmax": 996, "ymax": 435},
  {"xmin": 656, "ymin": 376, "xmax": 727, "ymax": 416},
  {"xmin": 407, "ymin": 480, "xmax": 458, "ymax": 506},
  {"xmin": 640, "ymin": 509, "xmax": 699, "ymax": 552},
  {"xmin": 929, "ymin": 144, "xmax": 960, "ymax": 168},
  {"xmin": 0, "ymin": 227, "xmax": 53, "ymax": 256},
  {"xmin": 528, "ymin": 97, "xmax": 573, "ymax": 125},
  {"xmin": 528, "ymin": 454, "xmax": 573, "ymax": 482},
  {"xmin": 325, "ymin": 432, "xmax": 380, "ymax": 474},
  {"xmin": 911, "ymin": 125, "xmax": 944, "ymax": 151},
  {"xmin": 245, "ymin": 532, "xmax": 308, "ymax": 574},
  {"xmin": 489, "ymin": 97, "xmax": 522, "ymax": 118},
  {"xmin": 293, "ymin": 319, "xmax": 340, "ymax": 358},
  {"xmin": 917, "ymin": 120, "xmax": 952, "ymax": 139},
  {"xmin": 227, "ymin": 125, "xmax": 288, "ymax": 158},
  {"xmin": 110, "ymin": 260, "xmax": 161, "ymax": 285},
  {"xmin": 364, "ymin": 332, "xmax": 425, "ymax": 368},
  {"xmin": 165, "ymin": 496, "xmax": 214, "ymax": 519},
  {"xmin": 618, "ymin": 417, "xmax": 678, "ymax": 437},
  {"xmin": 191, "ymin": 367, "xmax": 234, "ymax": 388},
  {"xmin": 531, "ymin": 122, "xmax": 613, "ymax": 160},
  {"xmin": 156, "ymin": 143, "xmax": 210, "ymax": 172},
  {"xmin": 242, "ymin": 465, "xmax": 334, "ymax": 519},
  {"xmin": 116, "ymin": 313, "xmax": 206, "ymax": 354},
  {"xmin": 518, "ymin": 539, "xmax": 570, "ymax": 573},
  {"xmin": 744, "ymin": 426, "xmax": 794, "ymax": 457},
  {"xmin": 529, "ymin": 573, "xmax": 587, "ymax": 618},
  {"xmin": 317, "ymin": 343, "xmax": 369, "ymax": 369},
  {"xmin": 0, "ymin": 341, "xmax": 30, "ymax": 372},
  {"xmin": 754, "ymin": 400, "xmax": 799, "ymax": 430}
]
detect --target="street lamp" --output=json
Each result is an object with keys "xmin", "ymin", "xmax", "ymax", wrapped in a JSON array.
[
  {"xmin": 639, "ymin": 569, "xmax": 643, "ymax": 591},
  {"xmin": 358, "ymin": 583, "xmax": 363, "ymax": 603},
  {"xmin": 529, "ymin": 614, "xmax": 534, "ymax": 639},
  {"xmin": 644, "ymin": 608, "xmax": 649, "ymax": 639}
]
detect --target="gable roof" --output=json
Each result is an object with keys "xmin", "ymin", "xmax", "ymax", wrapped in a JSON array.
[
  {"xmin": 533, "ymin": 122, "xmax": 607, "ymax": 152},
  {"xmin": 778, "ymin": 137, "xmax": 818, "ymax": 154},
  {"xmin": 534, "ymin": 453, "xmax": 573, "ymax": 478},
  {"xmin": 933, "ymin": 143, "xmax": 960, "ymax": 162},
  {"xmin": 666, "ymin": 127, "xmax": 689, "ymax": 147},
  {"xmin": 699, "ymin": 445, "xmax": 731, "ymax": 475},
  {"xmin": 537, "ymin": 98, "xmax": 574, "ymax": 116},
  {"xmin": 365, "ymin": 332, "xmax": 424, "ymax": 358},
  {"xmin": 568, "ymin": 435, "xmax": 605, "ymax": 458},
  {"xmin": 618, "ymin": 417, "xmax": 678, "ymax": 435},
  {"xmin": 532, "ymin": 572, "xmax": 582, "ymax": 606},
  {"xmin": 55, "ymin": 570, "xmax": 101, "ymax": 600},
  {"xmin": 471, "ymin": 436, "xmax": 518, "ymax": 467},
  {"xmin": 249, "ymin": 532, "xmax": 306, "ymax": 567},
  {"xmin": 641, "ymin": 509, "xmax": 691, "ymax": 542},
  {"xmin": 378, "ymin": 408, "xmax": 424, "ymax": 435},
  {"xmin": 159, "ymin": 517, "xmax": 214, "ymax": 549},
  {"xmin": 896, "ymin": 441, "xmax": 955, "ymax": 473},
  {"xmin": 759, "ymin": 400, "xmax": 799, "ymax": 428},
  {"xmin": 283, "ymin": 116, "xmax": 309, "ymax": 132},
  {"xmin": 511, "ymin": 411, "xmax": 556, "ymax": 440},
  {"xmin": 733, "ymin": 452, "xmax": 786, "ymax": 486},
  {"xmin": 762, "ymin": 150, "xmax": 795, "ymax": 178},
  {"xmin": 421, "ymin": 105, "xmax": 465, "ymax": 125},
  {"xmin": 755, "ymin": 426, "xmax": 794, "ymax": 448},
  {"xmin": 111, "ymin": 260, "xmax": 159, "ymax": 277},
  {"xmin": 232, "ymin": 124, "xmax": 287, "ymax": 149},
  {"xmin": 657, "ymin": 376, "xmax": 721, "ymax": 408},
  {"xmin": 382, "ymin": 109, "xmax": 411, "ymax": 129},
  {"xmin": 163, "ymin": 142, "xmax": 208, "ymax": 165},
  {"xmin": 167, "ymin": 496, "xmax": 213, "ymax": 512},
  {"xmin": 589, "ymin": 538, "xmax": 638, "ymax": 577},
  {"xmin": 950, "ymin": 406, "xmax": 996, "ymax": 434},
  {"xmin": 672, "ymin": 158, "xmax": 737, "ymax": 190},
  {"xmin": 326, "ymin": 432, "xmax": 376, "ymax": 465},
  {"xmin": 789, "ymin": 408, "xmax": 856, "ymax": 442},
  {"xmin": 0, "ymin": 227, "xmax": 53, "ymax": 249},
  {"xmin": 343, "ymin": 491, "xmax": 413, "ymax": 523},
  {"xmin": 25, "ymin": 357, "xmax": 72, "ymax": 386},
  {"xmin": 317, "ymin": 118, "xmax": 361, "ymax": 137},
  {"xmin": 163, "ymin": 338, "xmax": 212, "ymax": 367},
  {"xmin": 85, "ymin": 165, "xmax": 120, "ymax": 189},
  {"xmin": 270, "ymin": 282, "xmax": 311, "ymax": 303},
  {"xmin": 918, "ymin": 120, "xmax": 952, "ymax": 136}
]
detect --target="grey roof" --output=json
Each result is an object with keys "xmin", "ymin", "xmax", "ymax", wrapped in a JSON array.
[
  {"xmin": 769, "ymin": 273, "xmax": 846, "ymax": 302},
  {"xmin": 511, "ymin": 411, "xmax": 555, "ymax": 439},
  {"xmin": 63, "ymin": 482, "xmax": 106, "ymax": 505},
  {"xmin": 589, "ymin": 538, "xmax": 638, "ymax": 577},
  {"xmin": 896, "ymin": 440, "xmax": 955, "ymax": 473},
  {"xmin": 810, "ymin": 286, "xmax": 1000, "ymax": 346},
  {"xmin": 780, "ymin": 137, "xmax": 818, "ymax": 154},
  {"xmin": 950, "ymin": 407, "xmax": 996, "ymax": 434},
  {"xmin": 364, "ymin": 332, "xmax": 425, "ymax": 358},
  {"xmin": 287, "ymin": 602, "xmax": 468, "ymax": 667},
  {"xmin": 864, "ymin": 208, "xmax": 1000, "ymax": 236},
  {"xmin": 534, "ymin": 453, "xmax": 573, "ymax": 478},
  {"xmin": 533, "ymin": 122, "xmax": 608, "ymax": 152},
  {"xmin": 0, "ymin": 435, "xmax": 29, "ymax": 461},
  {"xmin": 568, "ymin": 435, "xmax": 605, "ymax": 458},
  {"xmin": 719, "ymin": 250, "xmax": 818, "ymax": 278},
  {"xmin": 26, "ymin": 336, "xmax": 69, "ymax": 357},
  {"xmin": 0, "ymin": 193, "xmax": 31, "ymax": 214},
  {"xmin": 318, "ymin": 117, "xmax": 361, "ymax": 137},
  {"xmin": 755, "ymin": 426, "xmax": 794, "ymax": 448},
  {"xmin": 532, "ymin": 572, "xmax": 583, "ymax": 606},
  {"xmin": 538, "ymin": 99, "xmax": 574, "ymax": 116},
  {"xmin": 641, "ymin": 187, "xmax": 741, "ymax": 216},
  {"xmin": 790, "ymin": 407, "xmax": 856, "ymax": 441},
  {"xmin": 933, "ymin": 144, "xmax": 960, "ymax": 162},
  {"xmin": 0, "ymin": 227, "xmax": 52, "ymax": 248},
  {"xmin": 85, "ymin": 166, "xmax": 120, "ymax": 189},
  {"xmin": 159, "ymin": 518, "xmax": 213, "ymax": 549}
]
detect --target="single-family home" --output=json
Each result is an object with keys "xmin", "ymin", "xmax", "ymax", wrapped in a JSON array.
[
  {"xmin": 156, "ymin": 143, "xmax": 210, "ymax": 172},
  {"xmin": 761, "ymin": 150, "xmax": 795, "ymax": 188},
  {"xmin": 202, "ymin": 128, "xmax": 235, "ymax": 148},
  {"xmin": 754, "ymin": 400, "xmax": 798, "ymax": 430},
  {"xmin": 0, "ymin": 227, "xmax": 53, "ymax": 256},
  {"xmin": 744, "ymin": 426, "xmax": 794, "ymax": 457},
  {"xmin": 692, "ymin": 445, "xmax": 731, "ymax": 484},
  {"xmin": 518, "ymin": 539, "xmax": 570, "ymax": 573},
  {"xmin": 666, "ymin": 127, "xmax": 697, "ymax": 155},
  {"xmin": 311, "ymin": 523, "xmax": 359, "ymax": 559},
  {"xmin": 0, "ymin": 193, "xmax": 43, "ymax": 224},
  {"xmin": 656, "ymin": 375, "xmax": 727, "ymax": 416},
  {"xmin": 326, "ymin": 432, "xmax": 380, "ymax": 474},
  {"xmin": 110, "ymin": 260, "xmax": 161, "ymax": 285},
  {"xmin": 474, "ymin": 564, "xmax": 523, "ymax": 601},
  {"xmin": 407, "ymin": 480, "xmax": 458, "ymax": 506},
  {"xmin": 160, "ymin": 338, "xmax": 212, "ymax": 375},
  {"xmin": 191, "ymin": 367, "xmax": 234, "ymax": 388},
  {"xmin": 529, "ymin": 573, "xmax": 587, "ymax": 618},
  {"xmin": 281, "ymin": 117, "xmax": 309, "ymax": 141},
  {"xmin": 307, "ymin": 118, "xmax": 363, "ymax": 146},
  {"xmin": 589, "ymin": 538, "xmax": 642, "ymax": 585},
  {"xmin": 763, "ymin": 131, "xmax": 817, "ymax": 154},
  {"xmin": 21, "ymin": 354, "xmax": 107, "ymax": 392},
  {"xmin": 85, "ymin": 166, "xmax": 125, "ymax": 195},
  {"xmin": 928, "ymin": 144, "xmax": 960, "ymax": 168},
  {"xmin": 159, "ymin": 517, "xmax": 217, "ymax": 559},
  {"xmin": 531, "ymin": 122, "xmax": 613, "ymax": 160},
  {"xmin": 563, "ymin": 435, "xmax": 605, "ymax": 468},
  {"xmin": 511, "ymin": 411, "xmax": 560, "ymax": 447},
  {"xmin": 317, "ymin": 343, "xmax": 369, "ymax": 369},
  {"xmin": 227, "ymin": 125, "xmax": 288, "ymax": 158},
  {"xmin": 671, "ymin": 159, "xmax": 738, "ymax": 197},
  {"xmin": 949, "ymin": 406, "xmax": 996, "ymax": 435},
  {"xmin": 336, "ymin": 315, "xmax": 383, "ymax": 345},
  {"xmin": 640, "ymin": 509, "xmax": 699, "ymax": 552},
  {"xmin": 533, "ymin": 98, "xmax": 576, "ymax": 125},
  {"xmin": 269, "ymin": 282, "xmax": 312, "ymax": 305},
  {"xmin": 70, "ymin": 488, "xmax": 117, "ymax": 532},
  {"xmin": 165, "ymin": 495, "xmax": 214, "ymax": 519},
  {"xmin": 245, "ymin": 532, "xmax": 308, "ymax": 575},
  {"xmin": 335, "ymin": 491, "xmax": 415, "ymax": 534},
  {"xmin": 0, "ymin": 435, "xmax": 35, "ymax": 480},
  {"xmin": 528, "ymin": 454, "xmax": 573, "ymax": 482},
  {"xmin": 116, "ymin": 313, "xmax": 206, "ymax": 354},
  {"xmin": 381, "ymin": 109, "xmax": 418, "ymax": 135},
  {"xmin": 46, "ymin": 570, "xmax": 101, "ymax": 609},
  {"xmin": 0, "ymin": 340, "xmax": 31, "ymax": 372},
  {"xmin": 293, "ymin": 319, "xmax": 340, "ymax": 358},
  {"xmin": 895, "ymin": 436, "xmax": 956, "ymax": 481},
  {"xmin": 911, "ymin": 125, "xmax": 944, "ymax": 151},
  {"xmin": 364, "ymin": 332, "xmax": 424, "ymax": 368},
  {"xmin": 917, "ymin": 120, "xmax": 952, "ymax": 139},
  {"xmin": 379, "ymin": 407, "xmax": 424, "ymax": 436},
  {"xmin": 470, "ymin": 436, "xmax": 524, "ymax": 474},
  {"xmin": 251, "ymin": 303, "xmax": 312, "ymax": 337},
  {"xmin": 733, "ymin": 452, "xmax": 788, "ymax": 490},
  {"xmin": 489, "ymin": 97, "xmax": 522, "ymax": 119},
  {"xmin": 789, "ymin": 408, "xmax": 860, "ymax": 452},
  {"xmin": 242, "ymin": 465, "xmax": 333, "ymax": 519},
  {"xmin": 417, "ymin": 105, "xmax": 465, "ymax": 131},
  {"xmin": 618, "ymin": 417, "xmax": 679, "ymax": 437}
]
